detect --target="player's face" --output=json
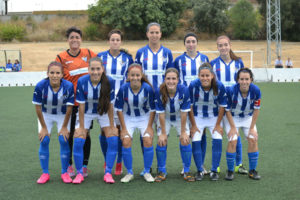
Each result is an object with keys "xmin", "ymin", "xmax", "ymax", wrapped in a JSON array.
[
  {"xmin": 147, "ymin": 25, "xmax": 162, "ymax": 45},
  {"xmin": 48, "ymin": 66, "xmax": 63, "ymax": 86},
  {"xmin": 128, "ymin": 67, "xmax": 142, "ymax": 89},
  {"xmin": 199, "ymin": 69, "xmax": 213, "ymax": 89},
  {"xmin": 68, "ymin": 31, "xmax": 82, "ymax": 50},
  {"xmin": 109, "ymin": 33, "xmax": 122, "ymax": 51},
  {"xmin": 165, "ymin": 72, "xmax": 178, "ymax": 92},
  {"xmin": 185, "ymin": 36, "xmax": 197, "ymax": 53},
  {"xmin": 217, "ymin": 38, "xmax": 231, "ymax": 57},
  {"xmin": 89, "ymin": 60, "xmax": 104, "ymax": 84},
  {"xmin": 238, "ymin": 72, "xmax": 251, "ymax": 92}
]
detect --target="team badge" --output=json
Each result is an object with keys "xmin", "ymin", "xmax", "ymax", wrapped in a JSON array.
[{"xmin": 82, "ymin": 57, "xmax": 87, "ymax": 62}]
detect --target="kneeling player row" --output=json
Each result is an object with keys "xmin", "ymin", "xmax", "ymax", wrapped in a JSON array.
[{"xmin": 33, "ymin": 59, "xmax": 261, "ymax": 184}]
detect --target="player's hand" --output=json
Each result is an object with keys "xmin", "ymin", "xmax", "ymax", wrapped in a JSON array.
[
  {"xmin": 158, "ymin": 134, "xmax": 168, "ymax": 147},
  {"xmin": 227, "ymin": 127, "xmax": 237, "ymax": 141},
  {"xmin": 248, "ymin": 128, "xmax": 258, "ymax": 141},
  {"xmin": 213, "ymin": 124, "xmax": 223, "ymax": 136},
  {"xmin": 180, "ymin": 132, "xmax": 190, "ymax": 146},
  {"xmin": 190, "ymin": 125, "xmax": 200, "ymax": 138},
  {"xmin": 144, "ymin": 126, "xmax": 154, "ymax": 139},
  {"xmin": 59, "ymin": 126, "xmax": 69, "ymax": 142},
  {"xmin": 39, "ymin": 127, "xmax": 49, "ymax": 142}
]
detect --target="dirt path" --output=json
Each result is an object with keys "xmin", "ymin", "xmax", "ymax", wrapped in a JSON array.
[{"xmin": 1, "ymin": 40, "xmax": 299, "ymax": 71}]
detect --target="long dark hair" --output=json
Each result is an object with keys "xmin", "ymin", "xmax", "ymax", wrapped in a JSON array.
[
  {"xmin": 160, "ymin": 68, "xmax": 179, "ymax": 107},
  {"xmin": 126, "ymin": 63, "xmax": 153, "ymax": 88},
  {"xmin": 217, "ymin": 35, "xmax": 241, "ymax": 61},
  {"xmin": 88, "ymin": 57, "xmax": 110, "ymax": 115},
  {"xmin": 198, "ymin": 62, "xmax": 218, "ymax": 95}
]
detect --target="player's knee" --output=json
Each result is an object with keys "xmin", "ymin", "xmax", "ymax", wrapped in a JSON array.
[
  {"xmin": 212, "ymin": 132, "xmax": 223, "ymax": 140},
  {"xmin": 74, "ymin": 129, "xmax": 86, "ymax": 139},
  {"xmin": 104, "ymin": 127, "xmax": 118, "ymax": 137},
  {"xmin": 180, "ymin": 139, "xmax": 189, "ymax": 146},
  {"xmin": 143, "ymin": 137, "xmax": 153, "ymax": 147},
  {"xmin": 122, "ymin": 137, "xmax": 131, "ymax": 148}
]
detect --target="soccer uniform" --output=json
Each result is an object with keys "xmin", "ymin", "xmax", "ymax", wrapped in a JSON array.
[
  {"xmin": 135, "ymin": 44, "xmax": 173, "ymax": 90},
  {"xmin": 174, "ymin": 52, "xmax": 209, "ymax": 86},
  {"xmin": 114, "ymin": 82, "xmax": 155, "ymax": 175},
  {"xmin": 210, "ymin": 56, "xmax": 245, "ymax": 169},
  {"xmin": 75, "ymin": 74, "xmax": 115, "ymax": 129},
  {"xmin": 189, "ymin": 79, "xmax": 227, "ymax": 172},
  {"xmin": 56, "ymin": 48, "xmax": 96, "ymax": 168},
  {"xmin": 32, "ymin": 78, "xmax": 74, "ymax": 175},
  {"xmin": 224, "ymin": 83, "xmax": 261, "ymax": 173},
  {"xmin": 210, "ymin": 56, "xmax": 244, "ymax": 88},
  {"xmin": 155, "ymin": 84, "xmax": 192, "ymax": 174}
]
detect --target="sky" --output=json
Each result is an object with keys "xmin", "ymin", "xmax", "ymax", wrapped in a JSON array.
[{"xmin": 6, "ymin": 0, "xmax": 97, "ymax": 12}]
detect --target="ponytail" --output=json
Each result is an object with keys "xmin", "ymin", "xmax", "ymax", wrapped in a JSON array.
[
  {"xmin": 159, "ymin": 83, "xmax": 168, "ymax": 107},
  {"xmin": 98, "ymin": 73, "xmax": 111, "ymax": 115}
]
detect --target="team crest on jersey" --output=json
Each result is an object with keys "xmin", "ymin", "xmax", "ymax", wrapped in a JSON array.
[
  {"xmin": 82, "ymin": 57, "xmax": 88, "ymax": 62},
  {"xmin": 182, "ymin": 62, "xmax": 187, "ymax": 66}
]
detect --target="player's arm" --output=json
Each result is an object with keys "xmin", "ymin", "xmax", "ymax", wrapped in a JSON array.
[
  {"xmin": 249, "ymin": 109, "xmax": 260, "ymax": 141},
  {"xmin": 157, "ymin": 113, "xmax": 167, "ymax": 147},
  {"xmin": 180, "ymin": 111, "xmax": 189, "ymax": 146},
  {"xmin": 144, "ymin": 111, "xmax": 155, "ymax": 138},
  {"xmin": 59, "ymin": 105, "xmax": 73, "ymax": 141},
  {"xmin": 117, "ymin": 111, "xmax": 129, "ymax": 140},
  {"xmin": 225, "ymin": 110, "xmax": 237, "ymax": 140},
  {"xmin": 35, "ymin": 105, "xmax": 49, "ymax": 141},
  {"xmin": 213, "ymin": 106, "xmax": 225, "ymax": 135}
]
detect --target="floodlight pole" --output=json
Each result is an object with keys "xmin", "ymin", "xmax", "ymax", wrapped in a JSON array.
[{"xmin": 266, "ymin": 0, "xmax": 281, "ymax": 66}]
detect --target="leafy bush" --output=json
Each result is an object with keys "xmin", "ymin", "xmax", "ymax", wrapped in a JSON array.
[
  {"xmin": 0, "ymin": 24, "xmax": 26, "ymax": 41},
  {"xmin": 229, "ymin": 0, "xmax": 259, "ymax": 39},
  {"xmin": 88, "ymin": 0, "xmax": 188, "ymax": 39}
]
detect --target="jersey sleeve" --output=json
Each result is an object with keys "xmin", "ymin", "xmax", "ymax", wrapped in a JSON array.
[
  {"xmin": 66, "ymin": 82, "xmax": 75, "ymax": 105},
  {"xmin": 166, "ymin": 49, "xmax": 174, "ymax": 69},
  {"xmin": 32, "ymin": 82, "xmax": 43, "ymax": 105},
  {"xmin": 135, "ymin": 49, "xmax": 142, "ymax": 64},
  {"xmin": 173, "ymin": 56, "xmax": 181, "ymax": 76},
  {"xmin": 148, "ymin": 86, "xmax": 156, "ymax": 112},
  {"xmin": 155, "ymin": 89, "xmax": 165, "ymax": 113},
  {"xmin": 217, "ymin": 82, "xmax": 227, "ymax": 107},
  {"xmin": 114, "ymin": 87, "xmax": 124, "ymax": 111},
  {"xmin": 240, "ymin": 59, "xmax": 244, "ymax": 68},
  {"xmin": 253, "ymin": 85, "xmax": 261, "ymax": 110},
  {"xmin": 188, "ymin": 82, "xmax": 195, "ymax": 105},
  {"xmin": 180, "ymin": 86, "xmax": 191, "ymax": 112},
  {"xmin": 89, "ymin": 49, "xmax": 97, "ymax": 58},
  {"xmin": 225, "ymin": 87, "xmax": 233, "ymax": 111},
  {"xmin": 75, "ymin": 78, "xmax": 85, "ymax": 104},
  {"xmin": 109, "ymin": 78, "xmax": 115, "ymax": 103}
]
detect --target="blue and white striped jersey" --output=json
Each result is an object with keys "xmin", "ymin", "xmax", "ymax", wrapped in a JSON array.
[
  {"xmin": 226, "ymin": 83, "xmax": 261, "ymax": 117},
  {"xmin": 174, "ymin": 52, "xmax": 209, "ymax": 86},
  {"xmin": 155, "ymin": 84, "xmax": 191, "ymax": 122},
  {"xmin": 115, "ymin": 82, "xmax": 155, "ymax": 117},
  {"xmin": 189, "ymin": 79, "xmax": 227, "ymax": 117},
  {"xmin": 76, "ymin": 74, "xmax": 115, "ymax": 114},
  {"xmin": 32, "ymin": 79, "xmax": 74, "ymax": 114},
  {"xmin": 97, "ymin": 50, "xmax": 133, "ymax": 94},
  {"xmin": 210, "ymin": 57, "xmax": 244, "ymax": 88},
  {"xmin": 135, "ymin": 45, "xmax": 173, "ymax": 90}
]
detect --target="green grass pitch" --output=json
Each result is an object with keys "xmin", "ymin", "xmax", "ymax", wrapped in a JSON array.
[{"xmin": 0, "ymin": 83, "xmax": 299, "ymax": 200}]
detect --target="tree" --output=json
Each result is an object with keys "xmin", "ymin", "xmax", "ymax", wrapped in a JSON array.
[
  {"xmin": 257, "ymin": 0, "xmax": 300, "ymax": 41},
  {"xmin": 193, "ymin": 0, "xmax": 229, "ymax": 35},
  {"xmin": 229, "ymin": 0, "xmax": 259, "ymax": 39},
  {"xmin": 88, "ymin": 0, "xmax": 188, "ymax": 39}
]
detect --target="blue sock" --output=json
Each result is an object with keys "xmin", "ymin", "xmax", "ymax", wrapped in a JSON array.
[
  {"xmin": 211, "ymin": 139, "xmax": 222, "ymax": 172},
  {"xmin": 236, "ymin": 136, "xmax": 242, "ymax": 166},
  {"xmin": 143, "ymin": 146, "xmax": 154, "ymax": 173},
  {"xmin": 73, "ymin": 138, "xmax": 85, "ymax": 174},
  {"xmin": 156, "ymin": 145, "xmax": 167, "ymax": 173},
  {"xmin": 180, "ymin": 143, "xmax": 192, "ymax": 173},
  {"xmin": 116, "ymin": 137, "xmax": 122, "ymax": 163},
  {"xmin": 226, "ymin": 152, "xmax": 236, "ymax": 172},
  {"xmin": 39, "ymin": 136, "xmax": 50, "ymax": 174},
  {"xmin": 58, "ymin": 135, "xmax": 70, "ymax": 174},
  {"xmin": 105, "ymin": 136, "xmax": 118, "ymax": 174},
  {"xmin": 201, "ymin": 133, "xmax": 207, "ymax": 166},
  {"xmin": 99, "ymin": 134, "xmax": 107, "ymax": 161},
  {"xmin": 192, "ymin": 141, "xmax": 203, "ymax": 172},
  {"xmin": 248, "ymin": 151, "xmax": 259, "ymax": 171},
  {"xmin": 122, "ymin": 147, "xmax": 133, "ymax": 174}
]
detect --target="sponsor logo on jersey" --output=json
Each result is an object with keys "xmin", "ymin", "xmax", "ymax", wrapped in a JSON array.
[{"xmin": 65, "ymin": 61, "xmax": 73, "ymax": 64}]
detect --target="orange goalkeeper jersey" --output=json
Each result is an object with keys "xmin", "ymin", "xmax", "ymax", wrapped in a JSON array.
[{"xmin": 56, "ymin": 48, "xmax": 96, "ymax": 105}]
